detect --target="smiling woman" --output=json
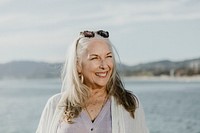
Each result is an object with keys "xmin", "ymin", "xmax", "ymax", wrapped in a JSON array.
[
  {"xmin": 77, "ymin": 39, "xmax": 114, "ymax": 89},
  {"xmin": 36, "ymin": 30, "xmax": 149, "ymax": 133}
]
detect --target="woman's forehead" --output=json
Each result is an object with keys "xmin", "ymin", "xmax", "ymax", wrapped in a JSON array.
[{"xmin": 86, "ymin": 39, "xmax": 111, "ymax": 53}]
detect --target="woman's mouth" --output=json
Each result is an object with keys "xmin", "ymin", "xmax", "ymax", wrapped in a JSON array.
[{"xmin": 95, "ymin": 72, "xmax": 107, "ymax": 78}]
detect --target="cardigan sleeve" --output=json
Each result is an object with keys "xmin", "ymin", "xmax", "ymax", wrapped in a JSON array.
[
  {"xmin": 36, "ymin": 93, "xmax": 61, "ymax": 133},
  {"xmin": 134, "ymin": 102, "xmax": 150, "ymax": 133}
]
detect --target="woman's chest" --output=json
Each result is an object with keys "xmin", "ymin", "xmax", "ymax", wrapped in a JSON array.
[{"xmin": 57, "ymin": 100, "xmax": 112, "ymax": 133}]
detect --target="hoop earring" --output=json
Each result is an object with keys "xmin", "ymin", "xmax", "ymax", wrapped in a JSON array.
[{"xmin": 81, "ymin": 75, "xmax": 84, "ymax": 83}]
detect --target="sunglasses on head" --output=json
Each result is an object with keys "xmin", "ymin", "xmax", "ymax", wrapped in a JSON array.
[{"xmin": 80, "ymin": 30, "xmax": 109, "ymax": 38}]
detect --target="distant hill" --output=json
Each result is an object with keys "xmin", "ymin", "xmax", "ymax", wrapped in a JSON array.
[
  {"xmin": 0, "ymin": 61, "xmax": 62, "ymax": 79},
  {"xmin": 0, "ymin": 58, "xmax": 200, "ymax": 79},
  {"xmin": 118, "ymin": 58, "xmax": 200, "ymax": 76}
]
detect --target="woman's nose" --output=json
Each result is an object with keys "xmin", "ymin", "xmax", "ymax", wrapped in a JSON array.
[{"xmin": 99, "ymin": 60, "xmax": 107, "ymax": 69}]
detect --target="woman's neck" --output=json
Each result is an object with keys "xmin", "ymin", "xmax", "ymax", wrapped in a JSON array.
[{"xmin": 89, "ymin": 87, "xmax": 107, "ymax": 99}]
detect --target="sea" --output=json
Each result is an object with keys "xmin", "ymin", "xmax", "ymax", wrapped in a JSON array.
[{"xmin": 0, "ymin": 78, "xmax": 200, "ymax": 133}]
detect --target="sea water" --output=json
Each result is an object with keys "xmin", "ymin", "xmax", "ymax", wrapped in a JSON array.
[{"xmin": 0, "ymin": 78, "xmax": 200, "ymax": 133}]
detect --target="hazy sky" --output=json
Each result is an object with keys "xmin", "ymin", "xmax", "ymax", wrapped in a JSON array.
[{"xmin": 0, "ymin": 0, "xmax": 200, "ymax": 65}]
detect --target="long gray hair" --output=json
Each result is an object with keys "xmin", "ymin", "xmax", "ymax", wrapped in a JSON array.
[{"xmin": 59, "ymin": 32, "xmax": 138, "ymax": 123}]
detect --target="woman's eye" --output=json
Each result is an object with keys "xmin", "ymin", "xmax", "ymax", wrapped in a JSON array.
[
  {"xmin": 90, "ymin": 57, "xmax": 98, "ymax": 60},
  {"xmin": 107, "ymin": 55, "xmax": 112, "ymax": 58}
]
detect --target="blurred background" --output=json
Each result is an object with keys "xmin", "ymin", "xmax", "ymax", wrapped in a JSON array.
[{"xmin": 0, "ymin": 0, "xmax": 200, "ymax": 133}]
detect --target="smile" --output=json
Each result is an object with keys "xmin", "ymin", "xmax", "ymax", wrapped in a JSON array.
[{"xmin": 95, "ymin": 72, "xmax": 108, "ymax": 78}]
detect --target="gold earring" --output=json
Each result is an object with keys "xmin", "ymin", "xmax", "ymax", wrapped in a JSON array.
[{"xmin": 81, "ymin": 75, "xmax": 84, "ymax": 83}]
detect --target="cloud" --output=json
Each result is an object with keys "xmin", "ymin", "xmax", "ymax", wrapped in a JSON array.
[
  {"xmin": 101, "ymin": 0, "xmax": 200, "ymax": 25},
  {"xmin": 1, "ymin": 0, "xmax": 200, "ymax": 32}
]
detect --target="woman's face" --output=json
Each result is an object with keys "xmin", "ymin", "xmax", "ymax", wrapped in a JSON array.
[{"xmin": 78, "ymin": 39, "xmax": 114, "ymax": 90}]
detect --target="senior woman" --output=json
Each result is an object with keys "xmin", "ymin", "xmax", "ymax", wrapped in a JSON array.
[{"xmin": 36, "ymin": 30, "xmax": 149, "ymax": 133}]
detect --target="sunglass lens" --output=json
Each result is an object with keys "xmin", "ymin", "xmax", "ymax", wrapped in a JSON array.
[
  {"xmin": 97, "ymin": 30, "xmax": 109, "ymax": 38},
  {"xmin": 83, "ymin": 31, "xmax": 94, "ymax": 38}
]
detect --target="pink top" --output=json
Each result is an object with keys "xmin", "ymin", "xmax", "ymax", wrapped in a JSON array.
[{"xmin": 57, "ymin": 99, "xmax": 112, "ymax": 133}]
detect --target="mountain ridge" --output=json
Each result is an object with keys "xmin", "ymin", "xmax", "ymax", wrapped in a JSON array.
[{"xmin": 0, "ymin": 57, "xmax": 200, "ymax": 79}]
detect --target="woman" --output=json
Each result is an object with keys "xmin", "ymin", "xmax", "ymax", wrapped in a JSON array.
[{"xmin": 36, "ymin": 30, "xmax": 149, "ymax": 133}]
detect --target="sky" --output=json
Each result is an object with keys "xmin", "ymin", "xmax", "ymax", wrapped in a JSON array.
[{"xmin": 0, "ymin": 0, "xmax": 200, "ymax": 65}]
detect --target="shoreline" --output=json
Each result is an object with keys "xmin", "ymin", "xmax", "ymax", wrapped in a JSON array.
[
  {"xmin": 122, "ymin": 75, "xmax": 200, "ymax": 82},
  {"xmin": 1, "ymin": 76, "xmax": 200, "ymax": 82}
]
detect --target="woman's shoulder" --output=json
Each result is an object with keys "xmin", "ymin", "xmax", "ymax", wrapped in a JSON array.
[
  {"xmin": 45, "ymin": 93, "xmax": 62, "ymax": 108},
  {"xmin": 48, "ymin": 93, "xmax": 62, "ymax": 101}
]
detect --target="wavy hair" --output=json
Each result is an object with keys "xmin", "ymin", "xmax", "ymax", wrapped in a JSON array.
[{"xmin": 59, "ymin": 32, "xmax": 138, "ymax": 123}]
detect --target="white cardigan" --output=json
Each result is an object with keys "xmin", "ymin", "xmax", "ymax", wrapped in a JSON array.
[{"xmin": 36, "ymin": 93, "xmax": 149, "ymax": 133}]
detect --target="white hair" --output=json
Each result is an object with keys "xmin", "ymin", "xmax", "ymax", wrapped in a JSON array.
[{"xmin": 59, "ymin": 33, "xmax": 116, "ymax": 108}]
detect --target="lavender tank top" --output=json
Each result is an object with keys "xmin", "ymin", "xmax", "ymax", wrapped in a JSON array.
[{"xmin": 57, "ymin": 99, "xmax": 112, "ymax": 133}]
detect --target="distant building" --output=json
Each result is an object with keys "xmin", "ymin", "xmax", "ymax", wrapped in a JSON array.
[{"xmin": 189, "ymin": 61, "xmax": 200, "ymax": 73}]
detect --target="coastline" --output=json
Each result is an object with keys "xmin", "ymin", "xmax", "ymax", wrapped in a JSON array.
[
  {"xmin": 1, "ymin": 76, "xmax": 200, "ymax": 82},
  {"xmin": 122, "ymin": 75, "xmax": 200, "ymax": 82}
]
